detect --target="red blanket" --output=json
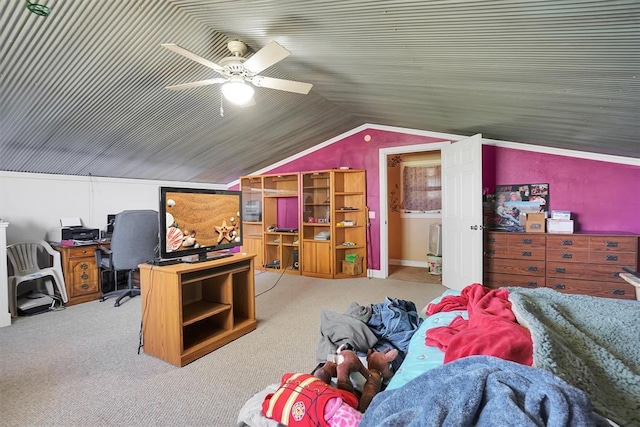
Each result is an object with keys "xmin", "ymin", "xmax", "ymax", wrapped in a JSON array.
[{"xmin": 425, "ymin": 284, "xmax": 532, "ymax": 365}]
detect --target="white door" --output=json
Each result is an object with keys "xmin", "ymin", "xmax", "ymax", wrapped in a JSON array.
[{"xmin": 441, "ymin": 134, "xmax": 483, "ymax": 290}]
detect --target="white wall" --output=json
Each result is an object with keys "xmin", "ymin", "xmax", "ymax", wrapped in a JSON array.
[{"xmin": 0, "ymin": 172, "xmax": 225, "ymax": 245}]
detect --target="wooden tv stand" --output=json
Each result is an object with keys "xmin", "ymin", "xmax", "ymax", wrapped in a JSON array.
[{"xmin": 139, "ymin": 253, "xmax": 256, "ymax": 367}]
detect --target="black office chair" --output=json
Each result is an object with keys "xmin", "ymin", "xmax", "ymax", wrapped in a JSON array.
[{"xmin": 96, "ymin": 210, "xmax": 158, "ymax": 307}]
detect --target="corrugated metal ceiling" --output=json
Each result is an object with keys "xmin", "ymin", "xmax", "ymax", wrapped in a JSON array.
[{"xmin": 1, "ymin": 0, "xmax": 638, "ymax": 184}]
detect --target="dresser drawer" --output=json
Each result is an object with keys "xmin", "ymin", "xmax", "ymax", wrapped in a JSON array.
[
  {"xmin": 508, "ymin": 234, "xmax": 546, "ymax": 248},
  {"xmin": 589, "ymin": 236, "xmax": 638, "ymax": 252},
  {"xmin": 485, "ymin": 233, "xmax": 508, "ymax": 258},
  {"xmin": 485, "ymin": 246, "xmax": 508, "ymax": 258},
  {"xmin": 485, "ymin": 273, "xmax": 544, "ymax": 289},
  {"xmin": 546, "ymin": 262, "xmax": 625, "ymax": 282},
  {"xmin": 66, "ymin": 246, "xmax": 98, "ymax": 259},
  {"xmin": 546, "ymin": 249, "xmax": 589, "ymax": 263},
  {"xmin": 71, "ymin": 279, "xmax": 99, "ymax": 297},
  {"xmin": 546, "ymin": 277, "xmax": 635, "ymax": 300},
  {"xmin": 508, "ymin": 246, "xmax": 546, "ymax": 261},
  {"xmin": 486, "ymin": 233, "xmax": 509, "ymax": 246},
  {"xmin": 486, "ymin": 258, "xmax": 545, "ymax": 276},
  {"xmin": 546, "ymin": 235, "xmax": 589, "ymax": 250},
  {"xmin": 588, "ymin": 251, "xmax": 637, "ymax": 265}
]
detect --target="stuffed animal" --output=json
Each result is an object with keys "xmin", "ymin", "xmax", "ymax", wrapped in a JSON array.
[
  {"xmin": 263, "ymin": 347, "xmax": 399, "ymax": 426},
  {"xmin": 313, "ymin": 347, "xmax": 399, "ymax": 412}
]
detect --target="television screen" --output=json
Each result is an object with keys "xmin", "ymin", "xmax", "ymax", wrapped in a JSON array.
[{"xmin": 159, "ymin": 187, "xmax": 243, "ymax": 262}]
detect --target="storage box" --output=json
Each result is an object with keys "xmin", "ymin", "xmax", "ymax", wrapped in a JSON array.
[
  {"xmin": 547, "ymin": 219, "xmax": 574, "ymax": 234},
  {"xmin": 342, "ymin": 256, "xmax": 363, "ymax": 275},
  {"xmin": 551, "ymin": 210, "xmax": 571, "ymax": 220},
  {"xmin": 525, "ymin": 212, "xmax": 546, "ymax": 233}
]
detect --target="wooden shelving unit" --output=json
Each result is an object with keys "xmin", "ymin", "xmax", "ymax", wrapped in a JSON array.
[
  {"xmin": 301, "ymin": 169, "xmax": 367, "ymax": 278},
  {"xmin": 139, "ymin": 253, "xmax": 257, "ymax": 367},
  {"xmin": 262, "ymin": 174, "xmax": 300, "ymax": 274},
  {"xmin": 240, "ymin": 176, "xmax": 264, "ymax": 269},
  {"xmin": 240, "ymin": 169, "xmax": 366, "ymax": 279}
]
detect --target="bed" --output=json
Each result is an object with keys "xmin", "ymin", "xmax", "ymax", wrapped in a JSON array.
[{"xmin": 237, "ymin": 284, "xmax": 640, "ymax": 427}]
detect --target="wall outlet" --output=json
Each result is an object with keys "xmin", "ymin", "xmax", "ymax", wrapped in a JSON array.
[{"xmin": 368, "ymin": 211, "xmax": 375, "ymax": 219}]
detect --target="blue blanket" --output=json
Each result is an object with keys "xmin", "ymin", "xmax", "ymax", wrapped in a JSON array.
[{"xmin": 360, "ymin": 356, "xmax": 610, "ymax": 427}]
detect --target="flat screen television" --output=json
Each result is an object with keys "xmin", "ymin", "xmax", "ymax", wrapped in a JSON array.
[{"xmin": 159, "ymin": 187, "xmax": 243, "ymax": 263}]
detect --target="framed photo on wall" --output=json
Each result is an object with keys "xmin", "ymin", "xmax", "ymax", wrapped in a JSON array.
[{"xmin": 487, "ymin": 183, "xmax": 549, "ymax": 231}]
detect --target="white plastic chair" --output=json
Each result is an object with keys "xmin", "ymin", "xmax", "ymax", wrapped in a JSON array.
[{"xmin": 6, "ymin": 240, "xmax": 68, "ymax": 317}]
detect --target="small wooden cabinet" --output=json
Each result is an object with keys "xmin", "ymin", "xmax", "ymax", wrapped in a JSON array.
[
  {"xmin": 54, "ymin": 244, "xmax": 102, "ymax": 306},
  {"xmin": 139, "ymin": 253, "xmax": 257, "ymax": 367},
  {"xmin": 484, "ymin": 231, "xmax": 638, "ymax": 299}
]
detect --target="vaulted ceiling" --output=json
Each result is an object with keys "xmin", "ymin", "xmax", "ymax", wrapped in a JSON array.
[{"xmin": 1, "ymin": 0, "xmax": 638, "ymax": 184}]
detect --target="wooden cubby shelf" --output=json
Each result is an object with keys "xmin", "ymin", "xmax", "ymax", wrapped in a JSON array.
[
  {"xmin": 240, "ymin": 169, "xmax": 366, "ymax": 279},
  {"xmin": 140, "ymin": 253, "xmax": 257, "ymax": 367}
]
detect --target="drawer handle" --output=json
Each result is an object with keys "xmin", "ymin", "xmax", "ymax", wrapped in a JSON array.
[
  {"xmin": 80, "ymin": 263, "xmax": 89, "ymax": 270},
  {"xmin": 554, "ymin": 284, "xmax": 566, "ymax": 290},
  {"xmin": 488, "ymin": 249, "xmax": 495, "ymax": 255},
  {"xmin": 527, "ymin": 266, "xmax": 538, "ymax": 272},
  {"xmin": 526, "ymin": 281, "xmax": 538, "ymax": 288},
  {"xmin": 488, "ymin": 237, "xmax": 496, "ymax": 243},
  {"xmin": 522, "ymin": 239, "xmax": 532, "ymax": 244},
  {"xmin": 521, "ymin": 251, "xmax": 532, "ymax": 257},
  {"xmin": 561, "ymin": 253, "xmax": 573, "ymax": 259},
  {"xmin": 561, "ymin": 240, "xmax": 573, "ymax": 246},
  {"xmin": 612, "ymin": 289, "xmax": 625, "ymax": 295},
  {"xmin": 81, "ymin": 284, "xmax": 89, "ymax": 290},
  {"xmin": 605, "ymin": 241, "xmax": 618, "ymax": 247},
  {"xmin": 605, "ymin": 255, "xmax": 618, "ymax": 261},
  {"xmin": 555, "ymin": 267, "xmax": 566, "ymax": 273},
  {"xmin": 81, "ymin": 273, "xmax": 89, "ymax": 280}
]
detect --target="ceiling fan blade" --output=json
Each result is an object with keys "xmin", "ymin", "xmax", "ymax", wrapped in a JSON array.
[
  {"xmin": 161, "ymin": 43, "xmax": 225, "ymax": 73},
  {"xmin": 251, "ymin": 76, "xmax": 313, "ymax": 94},
  {"xmin": 165, "ymin": 78, "xmax": 226, "ymax": 91},
  {"xmin": 243, "ymin": 41, "xmax": 291, "ymax": 74}
]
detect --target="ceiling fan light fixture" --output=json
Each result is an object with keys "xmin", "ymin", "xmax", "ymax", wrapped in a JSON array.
[{"xmin": 221, "ymin": 80, "xmax": 254, "ymax": 105}]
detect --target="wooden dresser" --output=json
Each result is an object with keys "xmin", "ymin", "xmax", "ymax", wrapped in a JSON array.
[
  {"xmin": 53, "ymin": 243, "xmax": 104, "ymax": 306},
  {"xmin": 484, "ymin": 231, "xmax": 638, "ymax": 299}
]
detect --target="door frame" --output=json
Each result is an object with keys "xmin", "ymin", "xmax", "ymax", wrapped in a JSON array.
[{"xmin": 378, "ymin": 142, "xmax": 451, "ymax": 278}]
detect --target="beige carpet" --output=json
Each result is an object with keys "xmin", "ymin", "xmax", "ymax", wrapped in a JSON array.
[
  {"xmin": 388, "ymin": 264, "xmax": 442, "ymax": 284},
  {"xmin": 0, "ymin": 271, "xmax": 447, "ymax": 426}
]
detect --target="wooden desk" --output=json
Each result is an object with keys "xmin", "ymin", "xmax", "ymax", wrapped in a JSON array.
[
  {"xmin": 139, "ymin": 253, "xmax": 257, "ymax": 367},
  {"xmin": 53, "ymin": 243, "xmax": 106, "ymax": 306}
]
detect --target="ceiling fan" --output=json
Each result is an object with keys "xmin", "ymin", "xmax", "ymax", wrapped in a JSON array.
[{"xmin": 161, "ymin": 40, "xmax": 313, "ymax": 106}]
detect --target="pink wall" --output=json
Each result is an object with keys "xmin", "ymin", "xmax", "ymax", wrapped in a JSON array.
[
  {"xmin": 243, "ymin": 128, "xmax": 640, "ymax": 270},
  {"xmin": 483, "ymin": 145, "xmax": 640, "ymax": 234}
]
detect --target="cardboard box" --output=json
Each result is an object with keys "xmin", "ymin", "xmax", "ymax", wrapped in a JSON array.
[
  {"xmin": 525, "ymin": 212, "xmax": 546, "ymax": 233},
  {"xmin": 551, "ymin": 210, "xmax": 571, "ymax": 220},
  {"xmin": 547, "ymin": 219, "xmax": 574, "ymax": 234},
  {"xmin": 342, "ymin": 256, "xmax": 363, "ymax": 275}
]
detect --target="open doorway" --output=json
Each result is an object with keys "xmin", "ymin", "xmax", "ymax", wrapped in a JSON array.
[{"xmin": 378, "ymin": 142, "xmax": 449, "ymax": 279}]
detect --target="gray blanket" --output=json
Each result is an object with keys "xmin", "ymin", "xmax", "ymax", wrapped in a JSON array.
[
  {"xmin": 360, "ymin": 355, "xmax": 609, "ymax": 427},
  {"xmin": 507, "ymin": 287, "xmax": 640, "ymax": 426}
]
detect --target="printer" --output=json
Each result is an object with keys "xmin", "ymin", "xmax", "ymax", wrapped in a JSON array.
[
  {"xmin": 47, "ymin": 218, "xmax": 99, "ymax": 242},
  {"xmin": 48, "ymin": 226, "xmax": 100, "ymax": 242}
]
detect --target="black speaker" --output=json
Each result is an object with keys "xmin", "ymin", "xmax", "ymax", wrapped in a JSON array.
[{"xmin": 292, "ymin": 248, "xmax": 299, "ymax": 270}]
